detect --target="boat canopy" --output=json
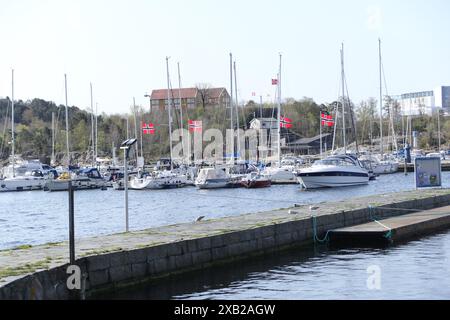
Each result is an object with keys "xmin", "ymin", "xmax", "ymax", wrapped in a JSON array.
[{"xmin": 197, "ymin": 168, "xmax": 227, "ymax": 180}]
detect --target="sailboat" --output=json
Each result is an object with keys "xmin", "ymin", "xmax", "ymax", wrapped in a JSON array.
[
  {"xmin": 260, "ymin": 54, "xmax": 297, "ymax": 183},
  {"xmin": 0, "ymin": 70, "xmax": 48, "ymax": 192},
  {"xmin": 44, "ymin": 77, "xmax": 107, "ymax": 191},
  {"xmin": 128, "ymin": 57, "xmax": 188, "ymax": 190},
  {"xmin": 361, "ymin": 39, "xmax": 398, "ymax": 174}
]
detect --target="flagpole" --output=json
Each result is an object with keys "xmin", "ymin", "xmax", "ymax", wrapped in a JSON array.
[
  {"xmin": 320, "ymin": 110, "xmax": 323, "ymax": 159},
  {"xmin": 177, "ymin": 62, "xmax": 185, "ymax": 161},
  {"xmin": 229, "ymin": 53, "xmax": 234, "ymax": 165},
  {"xmin": 277, "ymin": 53, "xmax": 282, "ymax": 168}
]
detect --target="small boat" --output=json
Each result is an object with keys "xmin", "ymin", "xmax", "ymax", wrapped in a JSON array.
[
  {"xmin": 241, "ymin": 172, "xmax": 271, "ymax": 188},
  {"xmin": 297, "ymin": 155, "xmax": 369, "ymax": 189},
  {"xmin": 195, "ymin": 168, "xmax": 232, "ymax": 189},
  {"xmin": 44, "ymin": 168, "xmax": 107, "ymax": 191},
  {"xmin": 129, "ymin": 170, "xmax": 188, "ymax": 190}
]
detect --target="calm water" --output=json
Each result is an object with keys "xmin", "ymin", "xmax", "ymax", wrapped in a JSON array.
[
  {"xmin": 102, "ymin": 230, "xmax": 450, "ymax": 300},
  {"xmin": 1, "ymin": 172, "xmax": 450, "ymax": 250}
]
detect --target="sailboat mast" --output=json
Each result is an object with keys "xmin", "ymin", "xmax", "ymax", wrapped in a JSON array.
[
  {"xmin": 166, "ymin": 56, "xmax": 174, "ymax": 171},
  {"xmin": 64, "ymin": 74, "xmax": 70, "ymax": 167},
  {"xmin": 90, "ymin": 83, "xmax": 95, "ymax": 166},
  {"xmin": 95, "ymin": 103, "xmax": 98, "ymax": 165},
  {"xmin": 177, "ymin": 62, "xmax": 184, "ymax": 159},
  {"xmin": 378, "ymin": 38, "xmax": 384, "ymax": 158},
  {"xmin": 133, "ymin": 97, "xmax": 139, "ymax": 159},
  {"xmin": 340, "ymin": 44, "xmax": 347, "ymax": 153},
  {"xmin": 51, "ymin": 111, "xmax": 55, "ymax": 166},
  {"xmin": 234, "ymin": 60, "xmax": 240, "ymax": 159},
  {"xmin": 277, "ymin": 53, "xmax": 282, "ymax": 167},
  {"xmin": 229, "ymin": 53, "xmax": 234, "ymax": 164},
  {"xmin": 11, "ymin": 69, "xmax": 15, "ymax": 177}
]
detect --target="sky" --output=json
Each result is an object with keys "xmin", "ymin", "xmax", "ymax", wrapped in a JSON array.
[{"xmin": 0, "ymin": 0, "xmax": 449, "ymax": 115}]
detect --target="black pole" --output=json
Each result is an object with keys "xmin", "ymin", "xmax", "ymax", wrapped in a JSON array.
[{"xmin": 69, "ymin": 181, "xmax": 75, "ymax": 265}]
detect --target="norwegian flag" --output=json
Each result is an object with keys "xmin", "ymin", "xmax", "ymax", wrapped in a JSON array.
[
  {"xmin": 321, "ymin": 112, "xmax": 334, "ymax": 127},
  {"xmin": 252, "ymin": 92, "xmax": 256, "ymax": 97},
  {"xmin": 142, "ymin": 122, "xmax": 155, "ymax": 135},
  {"xmin": 271, "ymin": 78, "xmax": 278, "ymax": 85},
  {"xmin": 280, "ymin": 116, "xmax": 292, "ymax": 129},
  {"xmin": 188, "ymin": 119, "xmax": 202, "ymax": 132}
]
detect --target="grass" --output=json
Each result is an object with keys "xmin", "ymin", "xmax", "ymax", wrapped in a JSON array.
[{"xmin": 0, "ymin": 259, "xmax": 52, "ymax": 279}]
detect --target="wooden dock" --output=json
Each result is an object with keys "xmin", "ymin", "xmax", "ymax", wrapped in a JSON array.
[
  {"xmin": 397, "ymin": 161, "xmax": 450, "ymax": 172},
  {"xmin": 329, "ymin": 205, "xmax": 450, "ymax": 247}
]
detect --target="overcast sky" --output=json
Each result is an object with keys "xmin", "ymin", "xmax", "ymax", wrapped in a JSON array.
[{"xmin": 0, "ymin": 0, "xmax": 449, "ymax": 115}]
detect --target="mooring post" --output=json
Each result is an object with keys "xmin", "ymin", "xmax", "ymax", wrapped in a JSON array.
[{"xmin": 68, "ymin": 180, "xmax": 75, "ymax": 265}]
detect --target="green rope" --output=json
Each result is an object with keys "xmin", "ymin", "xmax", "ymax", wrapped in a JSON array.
[
  {"xmin": 312, "ymin": 215, "xmax": 330, "ymax": 244},
  {"xmin": 368, "ymin": 205, "xmax": 392, "ymax": 240}
]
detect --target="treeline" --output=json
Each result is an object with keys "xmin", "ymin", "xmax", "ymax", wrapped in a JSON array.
[{"xmin": 0, "ymin": 96, "xmax": 448, "ymax": 164}]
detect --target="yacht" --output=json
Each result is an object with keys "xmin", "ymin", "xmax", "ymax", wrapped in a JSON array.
[
  {"xmin": 195, "ymin": 167, "xmax": 235, "ymax": 189},
  {"xmin": 359, "ymin": 155, "xmax": 398, "ymax": 174},
  {"xmin": 129, "ymin": 170, "xmax": 189, "ymax": 190},
  {"xmin": 296, "ymin": 155, "xmax": 369, "ymax": 189},
  {"xmin": 0, "ymin": 159, "xmax": 52, "ymax": 192},
  {"xmin": 44, "ymin": 167, "xmax": 107, "ymax": 191}
]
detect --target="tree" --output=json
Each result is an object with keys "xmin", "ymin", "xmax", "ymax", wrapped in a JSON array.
[{"xmin": 196, "ymin": 83, "xmax": 212, "ymax": 110}]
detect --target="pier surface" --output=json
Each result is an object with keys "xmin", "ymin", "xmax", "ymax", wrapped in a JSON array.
[
  {"xmin": 1, "ymin": 188, "xmax": 450, "ymax": 299},
  {"xmin": 329, "ymin": 205, "xmax": 450, "ymax": 246}
]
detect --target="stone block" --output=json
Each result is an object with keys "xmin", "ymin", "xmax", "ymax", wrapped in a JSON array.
[
  {"xmin": 109, "ymin": 264, "xmax": 132, "ymax": 283},
  {"xmin": 87, "ymin": 254, "xmax": 110, "ymax": 272},
  {"xmin": 131, "ymin": 263, "xmax": 148, "ymax": 279},
  {"xmin": 88, "ymin": 269, "xmax": 109, "ymax": 287},
  {"xmin": 110, "ymin": 251, "xmax": 130, "ymax": 267}
]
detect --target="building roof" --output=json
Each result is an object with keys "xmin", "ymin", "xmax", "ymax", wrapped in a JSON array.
[
  {"xmin": 206, "ymin": 87, "xmax": 227, "ymax": 99},
  {"xmin": 289, "ymin": 133, "xmax": 332, "ymax": 145},
  {"xmin": 151, "ymin": 88, "xmax": 198, "ymax": 100}
]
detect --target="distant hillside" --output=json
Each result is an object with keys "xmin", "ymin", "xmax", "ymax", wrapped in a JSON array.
[{"xmin": 0, "ymin": 96, "xmax": 447, "ymax": 165}]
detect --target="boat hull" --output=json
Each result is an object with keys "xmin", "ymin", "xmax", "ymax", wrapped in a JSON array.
[
  {"xmin": 0, "ymin": 178, "xmax": 45, "ymax": 192},
  {"xmin": 44, "ymin": 178, "xmax": 106, "ymax": 191},
  {"xmin": 297, "ymin": 171, "xmax": 369, "ymax": 189},
  {"xmin": 241, "ymin": 179, "xmax": 271, "ymax": 188}
]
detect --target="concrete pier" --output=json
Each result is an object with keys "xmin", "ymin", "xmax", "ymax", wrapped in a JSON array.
[
  {"xmin": 1, "ymin": 188, "xmax": 450, "ymax": 299},
  {"xmin": 329, "ymin": 205, "xmax": 450, "ymax": 247}
]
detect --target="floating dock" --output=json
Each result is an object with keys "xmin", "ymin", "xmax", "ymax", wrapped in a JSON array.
[
  {"xmin": 1, "ymin": 188, "xmax": 450, "ymax": 300},
  {"xmin": 398, "ymin": 161, "xmax": 450, "ymax": 172},
  {"xmin": 329, "ymin": 205, "xmax": 450, "ymax": 247}
]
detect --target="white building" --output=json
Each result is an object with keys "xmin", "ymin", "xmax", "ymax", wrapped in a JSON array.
[{"xmin": 394, "ymin": 86, "xmax": 450, "ymax": 116}]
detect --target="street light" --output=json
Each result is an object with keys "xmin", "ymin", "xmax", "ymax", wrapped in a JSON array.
[
  {"xmin": 120, "ymin": 138, "xmax": 137, "ymax": 232},
  {"xmin": 144, "ymin": 93, "xmax": 151, "ymax": 113}
]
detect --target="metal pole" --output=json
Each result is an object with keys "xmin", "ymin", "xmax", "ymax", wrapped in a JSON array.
[
  {"xmin": 133, "ymin": 98, "xmax": 139, "ymax": 158},
  {"xmin": 341, "ymin": 44, "xmax": 347, "ymax": 153},
  {"xmin": 437, "ymin": 109, "xmax": 441, "ymax": 152},
  {"xmin": 11, "ymin": 69, "xmax": 15, "ymax": 177},
  {"xmin": 277, "ymin": 54, "xmax": 282, "ymax": 167},
  {"xmin": 166, "ymin": 56, "xmax": 174, "ymax": 171},
  {"xmin": 65, "ymin": 74, "xmax": 70, "ymax": 167},
  {"xmin": 229, "ymin": 53, "xmax": 234, "ymax": 164},
  {"xmin": 124, "ymin": 149, "xmax": 129, "ymax": 232},
  {"xmin": 320, "ymin": 110, "xmax": 323, "ymax": 158},
  {"xmin": 259, "ymin": 95, "xmax": 263, "ymax": 117},
  {"xmin": 90, "ymin": 83, "xmax": 95, "ymax": 167},
  {"xmin": 177, "ymin": 62, "xmax": 184, "ymax": 159},
  {"xmin": 234, "ymin": 61, "xmax": 240, "ymax": 159},
  {"xmin": 378, "ymin": 38, "xmax": 384, "ymax": 158},
  {"xmin": 68, "ymin": 181, "xmax": 75, "ymax": 264},
  {"xmin": 95, "ymin": 103, "xmax": 98, "ymax": 166}
]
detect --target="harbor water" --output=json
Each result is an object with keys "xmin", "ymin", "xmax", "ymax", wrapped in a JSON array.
[
  {"xmin": 1, "ymin": 172, "xmax": 450, "ymax": 250},
  {"xmin": 101, "ymin": 229, "xmax": 450, "ymax": 300}
]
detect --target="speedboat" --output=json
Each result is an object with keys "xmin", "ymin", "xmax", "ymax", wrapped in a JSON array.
[
  {"xmin": 359, "ymin": 155, "xmax": 398, "ymax": 174},
  {"xmin": 296, "ymin": 155, "xmax": 369, "ymax": 189},
  {"xmin": 241, "ymin": 171, "xmax": 271, "ymax": 188},
  {"xmin": 260, "ymin": 159, "xmax": 297, "ymax": 184}
]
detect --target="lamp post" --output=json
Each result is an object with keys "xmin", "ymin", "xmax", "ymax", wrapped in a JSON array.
[
  {"xmin": 120, "ymin": 138, "xmax": 137, "ymax": 232},
  {"xmin": 144, "ymin": 93, "xmax": 151, "ymax": 113}
]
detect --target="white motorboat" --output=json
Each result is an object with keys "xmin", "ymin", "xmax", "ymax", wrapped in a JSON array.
[
  {"xmin": 129, "ymin": 170, "xmax": 188, "ymax": 190},
  {"xmin": 0, "ymin": 159, "xmax": 54, "ymax": 192},
  {"xmin": 195, "ymin": 168, "xmax": 232, "ymax": 189},
  {"xmin": 260, "ymin": 165, "xmax": 296, "ymax": 183},
  {"xmin": 296, "ymin": 155, "xmax": 369, "ymax": 189},
  {"xmin": 44, "ymin": 168, "xmax": 107, "ymax": 191},
  {"xmin": 359, "ymin": 155, "xmax": 398, "ymax": 174}
]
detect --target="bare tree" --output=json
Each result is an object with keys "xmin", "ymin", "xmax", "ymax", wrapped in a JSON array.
[{"xmin": 196, "ymin": 83, "xmax": 212, "ymax": 110}]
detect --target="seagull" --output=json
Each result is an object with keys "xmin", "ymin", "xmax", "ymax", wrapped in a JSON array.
[
  {"xmin": 196, "ymin": 216, "xmax": 205, "ymax": 222},
  {"xmin": 309, "ymin": 206, "xmax": 319, "ymax": 211}
]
